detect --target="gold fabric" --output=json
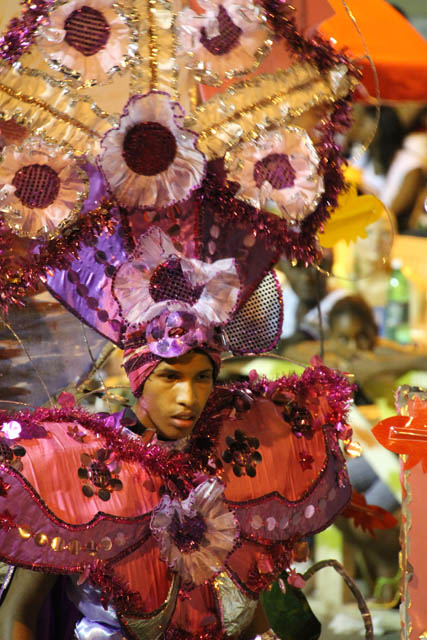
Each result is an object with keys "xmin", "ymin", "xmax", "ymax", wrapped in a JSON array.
[
  {"xmin": 187, "ymin": 62, "xmax": 355, "ymax": 159},
  {"xmin": 122, "ymin": 574, "xmax": 180, "ymax": 640},
  {"xmin": 214, "ymin": 572, "xmax": 258, "ymax": 637}
]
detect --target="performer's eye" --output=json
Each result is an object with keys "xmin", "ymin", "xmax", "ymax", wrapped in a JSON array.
[
  {"xmin": 197, "ymin": 371, "xmax": 213, "ymax": 382},
  {"xmin": 160, "ymin": 371, "xmax": 180, "ymax": 381}
]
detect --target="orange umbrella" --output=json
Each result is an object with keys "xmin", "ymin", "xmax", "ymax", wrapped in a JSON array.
[{"xmin": 320, "ymin": 0, "xmax": 427, "ymax": 102}]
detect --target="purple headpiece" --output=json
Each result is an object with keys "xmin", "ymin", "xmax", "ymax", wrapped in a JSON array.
[{"xmin": 114, "ymin": 226, "xmax": 240, "ymax": 358}]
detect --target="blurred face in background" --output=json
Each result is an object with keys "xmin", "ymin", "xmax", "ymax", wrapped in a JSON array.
[{"xmin": 330, "ymin": 311, "xmax": 377, "ymax": 358}]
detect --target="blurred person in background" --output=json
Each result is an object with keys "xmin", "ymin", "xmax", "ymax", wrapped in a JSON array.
[
  {"xmin": 282, "ymin": 295, "xmax": 427, "ymax": 406},
  {"xmin": 351, "ymin": 211, "xmax": 395, "ymax": 334},
  {"xmin": 350, "ymin": 105, "xmax": 427, "ymax": 233},
  {"xmin": 278, "ymin": 249, "xmax": 346, "ymax": 349}
]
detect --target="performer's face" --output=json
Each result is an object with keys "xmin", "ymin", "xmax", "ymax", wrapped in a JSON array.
[{"xmin": 138, "ymin": 351, "xmax": 214, "ymax": 440}]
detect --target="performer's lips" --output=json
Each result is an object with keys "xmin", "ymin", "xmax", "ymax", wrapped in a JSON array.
[{"xmin": 170, "ymin": 413, "xmax": 196, "ymax": 428}]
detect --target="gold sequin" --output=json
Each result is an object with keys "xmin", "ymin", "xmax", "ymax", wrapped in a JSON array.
[
  {"xmin": 100, "ymin": 536, "xmax": 113, "ymax": 551},
  {"xmin": 51, "ymin": 536, "xmax": 66, "ymax": 552},
  {"xmin": 18, "ymin": 526, "xmax": 32, "ymax": 539},
  {"xmin": 34, "ymin": 532, "xmax": 49, "ymax": 546},
  {"xmin": 344, "ymin": 440, "xmax": 362, "ymax": 458},
  {"xmin": 69, "ymin": 539, "xmax": 82, "ymax": 555}
]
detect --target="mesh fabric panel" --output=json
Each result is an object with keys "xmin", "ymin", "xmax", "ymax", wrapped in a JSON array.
[{"xmin": 225, "ymin": 270, "xmax": 282, "ymax": 355}]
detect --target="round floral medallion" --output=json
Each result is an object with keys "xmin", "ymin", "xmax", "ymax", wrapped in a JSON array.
[
  {"xmin": 36, "ymin": 0, "xmax": 136, "ymax": 85},
  {"xmin": 99, "ymin": 92, "xmax": 206, "ymax": 210},
  {"xmin": 199, "ymin": 5, "xmax": 242, "ymax": 56},
  {"xmin": 12, "ymin": 164, "xmax": 60, "ymax": 209},
  {"xmin": 0, "ymin": 140, "xmax": 89, "ymax": 238},
  {"xmin": 177, "ymin": 0, "xmax": 272, "ymax": 85},
  {"xmin": 253, "ymin": 153, "xmax": 296, "ymax": 191},
  {"xmin": 150, "ymin": 479, "xmax": 238, "ymax": 585},
  {"xmin": 225, "ymin": 126, "xmax": 324, "ymax": 222}
]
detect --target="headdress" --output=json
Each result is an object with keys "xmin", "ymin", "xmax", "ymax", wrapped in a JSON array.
[{"xmin": 0, "ymin": 0, "xmax": 358, "ymax": 394}]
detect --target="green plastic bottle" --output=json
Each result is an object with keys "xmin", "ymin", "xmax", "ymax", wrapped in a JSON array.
[{"xmin": 384, "ymin": 258, "xmax": 411, "ymax": 344}]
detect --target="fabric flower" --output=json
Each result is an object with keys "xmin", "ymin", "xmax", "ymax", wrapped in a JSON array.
[
  {"xmin": 99, "ymin": 92, "xmax": 206, "ymax": 209},
  {"xmin": 177, "ymin": 0, "xmax": 272, "ymax": 85},
  {"xmin": 0, "ymin": 140, "xmax": 88, "ymax": 238},
  {"xmin": 150, "ymin": 479, "xmax": 238, "ymax": 585},
  {"xmin": 36, "ymin": 0, "xmax": 135, "ymax": 85},
  {"xmin": 225, "ymin": 127, "xmax": 324, "ymax": 222},
  {"xmin": 112, "ymin": 226, "xmax": 240, "ymax": 327}
]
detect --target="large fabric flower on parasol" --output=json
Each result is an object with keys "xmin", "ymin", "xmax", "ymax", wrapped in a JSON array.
[
  {"xmin": 0, "ymin": 140, "xmax": 88, "ymax": 238},
  {"xmin": 150, "ymin": 479, "xmax": 238, "ymax": 586},
  {"xmin": 36, "ymin": 0, "xmax": 135, "ymax": 85},
  {"xmin": 225, "ymin": 126, "xmax": 324, "ymax": 222},
  {"xmin": 99, "ymin": 92, "xmax": 206, "ymax": 210},
  {"xmin": 177, "ymin": 0, "xmax": 272, "ymax": 85}
]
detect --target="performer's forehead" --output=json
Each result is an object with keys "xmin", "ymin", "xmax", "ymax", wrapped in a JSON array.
[{"xmin": 155, "ymin": 350, "xmax": 214, "ymax": 371}]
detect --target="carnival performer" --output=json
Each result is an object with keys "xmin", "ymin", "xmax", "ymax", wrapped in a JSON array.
[
  {"xmin": 0, "ymin": 0, "xmax": 364, "ymax": 636},
  {"xmin": 0, "ymin": 225, "xmax": 354, "ymax": 640}
]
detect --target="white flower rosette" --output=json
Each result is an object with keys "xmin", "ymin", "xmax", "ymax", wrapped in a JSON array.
[
  {"xmin": 0, "ymin": 139, "xmax": 88, "ymax": 238},
  {"xmin": 225, "ymin": 126, "xmax": 325, "ymax": 222},
  {"xmin": 177, "ymin": 0, "xmax": 272, "ymax": 85},
  {"xmin": 150, "ymin": 479, "xmax": 238, "ymax": 585},
  {"xmin": 112, "ymin": 226, "xmax": 240, "ymax": 327},
  {"xmin": 99, "ymin": 92, "xmax": 206, "ymax": 210},
  {"xmin": 36, "ymin": 0, "xmax": 135, "ymax": 85}
]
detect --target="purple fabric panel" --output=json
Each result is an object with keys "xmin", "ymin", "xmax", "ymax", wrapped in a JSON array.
[
  {"xmin": 0, "ymin": 466, "xmax": 151, "ymax": 571},
  {"xmin": 198, "ymin": 163, "xmax": 281, "ymax": 307},
  {"xmin": 46, "ymin": 226, "xmax": 129, "ymax": 346},
  {"xmin": 79, "ymin": 161, "xmax": 109, "ymax": 216},
  {"xmin": 128, "ymin": 194, "xmax": 199, "ymax": 259}
]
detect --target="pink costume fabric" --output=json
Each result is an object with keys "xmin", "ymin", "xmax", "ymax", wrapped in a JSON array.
[{"xmin": 0, "ymin": 364, "xmax": 352, "ymax": 639}]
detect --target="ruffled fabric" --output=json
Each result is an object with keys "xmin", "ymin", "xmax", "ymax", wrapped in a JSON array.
[
  {"xmin": 99, "ymin": 92, "xmax": 206, "ymax": 210},
  {"xmin": 225, "ymin": 126, "xmax": 324, "ymax": 222},
  {"xmin": 177, "ymin": 0, "xmax": 272, "ymax": 85},
  {"xmin": 113, "ymin": 226, "xmax": 240, "ymax": 327},
  {"xmin": 0, "ymin": 139, "xmax": 88, "ymax": 238},
  {"xmin": 151, "ymin": 479, "xmax": 237, "ymax": 585},
  {"xmin": 36, "ymin": 0, "xmax": 134, "ymax": 85}
]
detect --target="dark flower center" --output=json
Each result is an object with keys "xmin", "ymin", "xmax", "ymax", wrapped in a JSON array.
[
  {"xmin": 200, "ymin": 5, "xmax": 242, "ymax": 56},
  {"xmin": 12, "ymin": 164, "xmax": 60, "ymax": 209},
  {"xmin": 253, "ymin": 153, "xmax": 296, "ymax": 190},
  {"xmin": 168, "ymin": 510, "xmax": 207, "ymax": 553},
  {"xmin": 149, "ymin": 257, "xmax": 204, "ymax": 304},
  {"xmin": 122, "ymin": 122, "xmax": 177, "ymax": 176},
  {"xmin": 64, "ymin": 6, "xmax": 110, "ymax": 57}
]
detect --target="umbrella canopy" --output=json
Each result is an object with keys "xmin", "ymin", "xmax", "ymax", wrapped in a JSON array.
[{"xmin": 320, "ymin": 0, "xmax": 427, "ymax": 101}]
